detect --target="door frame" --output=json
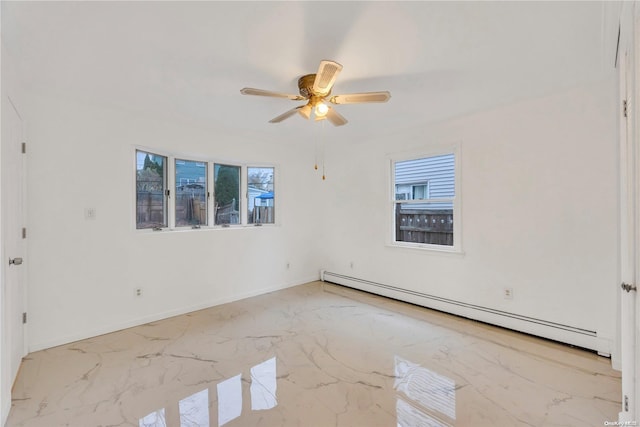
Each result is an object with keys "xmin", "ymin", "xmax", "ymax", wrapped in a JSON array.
[
  {"xmin": 619, "ymin": 46, "xmax": 637, "ymax": 422},
  {"xmin": 619, "ymin": 3, "xmax": 640, "ymax": 421},
  {"xmin": 634, "ymin": 5, "xmax": 640, "ymax": 420},
  {"xmin": 0, "ymin": 93, "xmax": 27, "ymax": 424}
]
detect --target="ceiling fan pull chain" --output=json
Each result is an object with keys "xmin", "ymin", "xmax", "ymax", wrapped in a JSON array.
[
  {"xmin": 314, "ymin": 125, "xmax": 319, "ymax": 171},
  {"xmin": 321, "ymin": 120, "xmax": 326, "ymax": 180}
]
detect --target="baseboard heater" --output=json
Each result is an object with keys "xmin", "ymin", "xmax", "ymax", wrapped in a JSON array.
[{"xmin": 320, "ymin": 271, "xmax": 607, "ymax": 355}]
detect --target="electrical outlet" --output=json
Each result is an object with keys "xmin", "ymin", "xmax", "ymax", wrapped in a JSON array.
[
  {"xmin": 503, "ymin": 287, "xmax": 514, "ymax": 300},
  {"xmin": 286, "ymin": 262, "xmax": 290, "ymax": 269},
  {"xmin": 134, "ymin": 287, "xmax": 143, "ymax": 297}
]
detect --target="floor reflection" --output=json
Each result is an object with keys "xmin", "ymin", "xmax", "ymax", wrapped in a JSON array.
[
  {"xmin": 139, "ymin": 408, "xmax": 166, "ymax": 427},
  {"xmin": 139, "ymin": 357, "xmax": 277, "ymax": 427},
  {"xmin": 395, "ymin": 356, "xmax": 456, "ymax": 426},
  {"xmin": 180, "ymin": 389, "xmax": 210, "ymax": 427},
  {"xmin": 250, "ymin": 357, "xmax": 278, "ymax": 410},
  {"xmin": 217, "ymin": 374, "xmax": 242, "ymax": 426}
]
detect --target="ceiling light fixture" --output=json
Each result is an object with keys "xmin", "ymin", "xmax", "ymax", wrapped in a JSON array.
[{"xmin": 315, "ymin": 102, "xmax": 328, "ymax": 117}]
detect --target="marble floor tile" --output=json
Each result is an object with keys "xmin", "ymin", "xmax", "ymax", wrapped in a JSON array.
[{"xmin": 7, "ymin": 281, "xmax": 621, "ymax": 426}]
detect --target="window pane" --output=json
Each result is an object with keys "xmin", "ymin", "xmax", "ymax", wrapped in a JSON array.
[
  {"xmin": 395, "ymin": 154, "xmax": 455, "ymax": 200},
  {"xmin": 214, "ymin": 164, "xmax": 240, "ymax": 225},
  {"xmin": 175, "ymin": 159, "xmax": 207, "ymax": 227},
  {"xmin": 136, "ymin": 150, "xmax": 167, "ymax": 229},
  {"xmin": 395, "ymin": 202, "xmax": 453, "ymax": 246},
  {"xmin": 248, "ymin": 167, "xmax": 274, "ymax": 224},
  {"xmin": 394, "ymin": 153, "xmax": 455, "ymax": 246}
]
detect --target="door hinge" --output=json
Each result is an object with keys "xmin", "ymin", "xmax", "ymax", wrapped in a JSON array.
[
  {"xmin": 623, "ymin": 100, "xmax": 628, "ymax": 118},
  {"xmin": 624, "ymin": 395, "xmax": 629, "ymax": 411},
  {"xmin": 165, "ymin": 189, "xmax": 170, "ymax": 197},
  {"xmin": 621, "ymin": 282, "xmax": 637, "ymax": 292},
  {"xmin": 22, "ymin": 312, "xmax": 27, "ymax": 324},
  {"xmin": 22, "ymin": 227, "xmax": 27, "ymax": 239},
  {"xmin": 21, "ymin": 142, "xmax": 26, "ymax": 154}
]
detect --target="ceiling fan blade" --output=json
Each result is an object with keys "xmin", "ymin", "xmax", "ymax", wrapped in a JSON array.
[
  {"xmin": 313, "ymin": 60, "xmax": 343, "ymax": 95},
  {"xmin": 298, "ymin": 104, "xmax": 312, "ymax": 119},
  {"xmin": 269, "ymin": 106, "xmax": 303, "ymax": 123},
  {"xmin": 329, "ymin": 91, "xmax": 391, "ymax": 105},
  {"xmin": 325, "ymin": 107, "xmax": 348, "ymax": 127},
  {"xmin": 240, "ymin": 87, "xmax": 305, "ymax": 101}
]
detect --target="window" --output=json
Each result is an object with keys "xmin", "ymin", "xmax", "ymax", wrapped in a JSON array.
[
  {"xmin": 392, "ymin": 152, "xmax": 457, "ymax": 248},
  {"xmin": 135, "ymin": 149, "xmax": 276, "ymax": 230},
  {"xmin": 214, "ymin": 164, "xmax": 241, "ymax": 225},
  {"xmin": 412, "ymin": 183, "xmax": 429, "ymax": 200},
  {"xmin": 247, "ymin": 167, "xmax": 274, "ymax": 224},
  {"xmin": 136, "ymin": 150, "xmax": 167, "ymax": 229},
  {"xmin": 175, "ymin": 159, "xmax": 208, "ymax": 227}
]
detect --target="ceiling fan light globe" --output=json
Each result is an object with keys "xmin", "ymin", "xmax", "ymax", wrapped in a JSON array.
[{"xmin": 315, "ymin": 102, "xmax": 329, "ymax": 117}]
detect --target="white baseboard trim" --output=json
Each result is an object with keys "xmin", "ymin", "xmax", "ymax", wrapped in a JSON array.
[
  {"xmin": 321, "ymin": 270, "xmax": 610, "ymax": 356},
  {"xmin": 29, "ymin": 275, "xmax": 318, "ymax": 352},
  {"xmin": 611, "ymin": 353, "xmax": 622, "ymax": 371},
  {"xmin": 2, "ymin": 398, "xmax": 10, "ymax": 427}
]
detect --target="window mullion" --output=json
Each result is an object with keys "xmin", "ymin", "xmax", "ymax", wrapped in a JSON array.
[
  {"xmin": 396, "ymin": 198, "xmax": 454, "ymax": 205},
  {"xmin": 167, "ymin": 157, "xmax": 176, "ymax": 229},
  {"xmin": 208, "ymin": 161, "xmax": 215, "ymax": 227},
  {"xmin": 241, "ymin": 165, "xmax": 248, "ymax": 225}
]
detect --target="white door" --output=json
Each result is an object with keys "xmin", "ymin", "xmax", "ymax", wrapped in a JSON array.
[
  {"xmin": 619, "ymin": 49, "xmax": 637, "ymax": 422},
  {"xmin": 634, "ymin": 8, "xmax": 640, "ymax": 421},
  {"xmin": 1, "ymin": 95, "xmax": 26, "ymax": 403}
]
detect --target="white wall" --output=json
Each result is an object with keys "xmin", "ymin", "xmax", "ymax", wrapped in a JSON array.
[
  {"xmin": 319, "ymin": 77, "xmax": 619, "ymax": 356},
  {"xmin": 23, "ymin": 92, "xmax": 323, "ymax": 351}
]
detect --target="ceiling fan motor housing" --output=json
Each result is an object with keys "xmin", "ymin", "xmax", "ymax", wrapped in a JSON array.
[{"xmin": 298, "ymin": 74, "xmax": 329, "ymax": 99}]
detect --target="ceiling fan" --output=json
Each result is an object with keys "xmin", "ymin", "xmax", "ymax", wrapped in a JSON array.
[{"xmin": 240, "ymin": 60, "xmax": 391, "ymax": 127}]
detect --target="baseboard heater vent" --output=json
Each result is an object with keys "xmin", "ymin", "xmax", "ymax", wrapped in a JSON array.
[{"xmin": 321, "ymin": 271, "xmax": 604, "ymax": 354}]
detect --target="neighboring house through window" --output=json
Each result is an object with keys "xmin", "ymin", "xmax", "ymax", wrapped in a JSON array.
[{"xmin": 392, "ymin": 151, "xmax": 459, "ymax": 250}]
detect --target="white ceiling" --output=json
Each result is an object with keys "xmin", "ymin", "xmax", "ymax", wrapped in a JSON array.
[{"xmin": 1, "ymin": 1, "xmax": 620, "ymax": 138}]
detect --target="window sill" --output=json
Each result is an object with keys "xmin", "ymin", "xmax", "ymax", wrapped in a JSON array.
[
  {"xmin": 386, "ymin": 242, "xmax": 465, "ymax": 256},
  {"xmin": 135, "ymin": 224, "xmax": 278, "ymax": 233}
]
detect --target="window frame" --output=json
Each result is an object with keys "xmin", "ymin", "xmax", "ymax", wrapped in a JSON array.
[
  {"xmin": 213, "ymin": 163, "xmax": 242, "ymax": 227},
  {"xmin": 135, "ymin": 149, "xmax": 169, "ymax": 230},
  {"xmin": 133, "ymin": 147, "xmax": 278, "ymax": 232},
  {"xmin": 388, "ymin": 144, "xmax": 462, "ymax": 253},
  {"xmin": 174, "ymin": 158, "xmax": 209, "ymax": 228},
  {"xmin": 247, "ymin": 165, "xmax": 276, "ymax": 225}
]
